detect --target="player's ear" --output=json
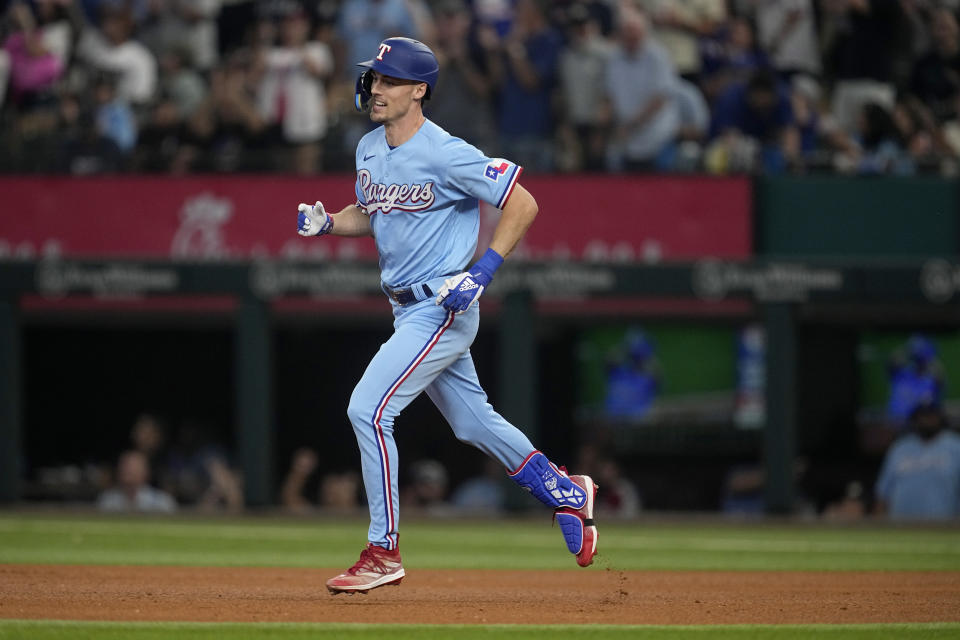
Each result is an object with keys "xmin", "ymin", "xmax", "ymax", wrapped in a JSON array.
[{"xmin": 413, "ymin": 82, "xmax": 427, "ymax": 102}]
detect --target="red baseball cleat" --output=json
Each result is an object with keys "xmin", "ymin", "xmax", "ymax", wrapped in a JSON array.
[
  {"xmin": 326, "ymin": 543, "xmax": 405, "ymax": 594},
  {"xmin": 554, "ymin": 474, "xmax": 599, "ymax": 567}
]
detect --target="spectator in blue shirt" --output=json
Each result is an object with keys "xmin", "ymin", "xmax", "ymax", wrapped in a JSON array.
[
  {"xmin": 93, "ymin": 73, "xmax": 137, "ymax": 154},
  {"xmin": 481, "ymin": 0, "xmax": 562, "ymax": 172},
  {"xmin": 875, "ymin": 404, "xmax": 960, "ymax": 520},
  {"xmin": 708, "ymin": 68, "xmax": 799, "ymax": 173},
  {"xmin": 700, "ymin": 14, "xmax": 769, "ymax": 103}
]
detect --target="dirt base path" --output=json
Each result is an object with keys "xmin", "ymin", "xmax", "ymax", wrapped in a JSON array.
[{"xmin": 2, "ymin": 565, "xmax": 958, "ymax": 625}]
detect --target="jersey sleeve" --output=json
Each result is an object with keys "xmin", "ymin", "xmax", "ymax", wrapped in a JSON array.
[
  {"xmin": 354, "ymin": 175, "xmax": 367, "ymax": 211},
  {"xmin": 354, "ymin": 144, "xmax": 369, "ymax": 213},
  {"xmin": 443, "ymin": 138, "xmax": 523, "ymax": 210}
]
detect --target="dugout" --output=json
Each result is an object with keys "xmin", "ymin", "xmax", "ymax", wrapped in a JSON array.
[{"xmin": 3, "ymin": 258, "xmax": 960, "ymax": 512}]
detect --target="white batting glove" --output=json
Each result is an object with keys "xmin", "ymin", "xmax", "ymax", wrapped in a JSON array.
[{"xmin": 297, "ymin": 201, "xmax": 333, "ymax": 236}]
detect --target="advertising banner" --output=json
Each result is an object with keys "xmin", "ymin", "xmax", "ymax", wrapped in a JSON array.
[{"xmin": 0, "ymin": 175, "xmax": 751, "ymax": 261}]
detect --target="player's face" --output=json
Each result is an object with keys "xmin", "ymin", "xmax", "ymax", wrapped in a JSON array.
[{"xmin": 368, "ymin": 71, "xmax": 427, "ymax": 123}]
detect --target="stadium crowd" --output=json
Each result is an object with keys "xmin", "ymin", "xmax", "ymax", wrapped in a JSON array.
[{"xmin": 1, "ymin": 0, "xmax": 959, "ymax": 175}]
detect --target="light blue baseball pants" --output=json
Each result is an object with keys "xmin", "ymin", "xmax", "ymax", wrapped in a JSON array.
[{"xmin": 346, "ymin": 295, "xmax": 536, "ymax": 550}]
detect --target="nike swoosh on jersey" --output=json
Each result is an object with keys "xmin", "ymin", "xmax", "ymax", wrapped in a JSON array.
[{"xmin": 364, "ymin": 154, "xmax": 376, "ymax": 161}]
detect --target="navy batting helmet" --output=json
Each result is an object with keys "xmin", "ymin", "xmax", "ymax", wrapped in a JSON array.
[{"xmin": 355, "ymin": 37, "xmax": 439, "ymax": 111}]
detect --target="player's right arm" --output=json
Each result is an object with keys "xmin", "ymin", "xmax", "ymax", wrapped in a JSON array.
[
  {"xmin": 326, "ymin": 204, "xmax": 373, "ymax": 237},
  {"xmin": 296, "ymin": 201, "xmax": 372, "ymax": 238}
]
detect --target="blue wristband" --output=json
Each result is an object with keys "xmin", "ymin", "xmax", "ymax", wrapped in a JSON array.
[{"xmin": 469, "ymin": 248, "xmax": 504, "ymax": 286}]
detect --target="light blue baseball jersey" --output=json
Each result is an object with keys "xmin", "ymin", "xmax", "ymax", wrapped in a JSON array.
[
  {"xmin": 353, "ymin": 119, "xmax": 522, "ymax": 287},
  {"xmin": 875, "ymin": 431, "xmax": 960, "ymax": 519}
]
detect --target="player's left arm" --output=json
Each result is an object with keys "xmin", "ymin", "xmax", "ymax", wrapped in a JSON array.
[
  {"xmin": 488, "ymin": 182, "xmax": 538, "ymax": 259},
  {"xmin": 437, "ymin": 183, "xmax": 538, "ymax": 314}
]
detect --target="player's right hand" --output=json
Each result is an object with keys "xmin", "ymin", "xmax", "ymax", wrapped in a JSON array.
[{"xmin": 297, "ymin": 201, "xmax": 333, "ymax": 236}]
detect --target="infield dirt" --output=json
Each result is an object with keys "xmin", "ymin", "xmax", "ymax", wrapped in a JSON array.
[{"xmin": 1, "ymin": 565, "xmax": 959, "ymax": 625}]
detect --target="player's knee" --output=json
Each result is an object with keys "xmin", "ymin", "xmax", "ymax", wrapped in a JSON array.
[
  {"xmin": 449, "ymin": 422, "xmax": 482, "ymax": 447},
  {"xmin": 346, "ymin": 395, "xmax": 371, "ymax": 433}
]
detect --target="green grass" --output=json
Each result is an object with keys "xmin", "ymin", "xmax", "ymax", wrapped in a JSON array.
[
  {"xmin": 1, "ymin": 621, "xmax": 959, "ymax": 640},
  {"xmin": 1, "ymin": 514, "xmax": 958, "ymax": 638},
  {"xmin": 1, "ymin": 513, "xmax": 959, "ymax": 571}
]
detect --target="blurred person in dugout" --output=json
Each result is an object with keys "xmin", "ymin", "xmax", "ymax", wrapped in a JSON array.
[
  {"xmin": 875, "ymin": 403, "xmax": 960, "ymax": 520},
  {"xmin": 449, "ymin": 457, "xmax": 507, "ymax": 513},
  {"xmin": 721, "ymin": 458, "xmax": 810, "ymax": 516},
  {"xmin": 593, "ymin": 458, "xmax": 641, "ymax": 518},
  {"xmin": 162, "ymin": 419, "xmax": 244, "ymax": 512},
  {"xmin": 280, "ymin": 447, "xmax": 360, "ymax": 514},
  {"xmin": 97, "ymin": 450, "xmax": 177, "ymax": 513},
  {"xmin": 573, "ymin": 443, "xmax": 641, "ymax": 518},
  {"xmin": 401, "ymin": 459, "xmax": 451, "ymax": 515},
  {"xmin": 822, "ymin": 480, "xmax": 867, "ymax": 521},
  {"xmin": 886, "ymin": 334, "xmax": 945, "ymax": 428},
  {"xmin": 129, "ymin": 413, "xmax": 168, "ymax": 486},
  {"xmin": 604, "ymin": 328, "xmax": 661, "ymax": 420}
]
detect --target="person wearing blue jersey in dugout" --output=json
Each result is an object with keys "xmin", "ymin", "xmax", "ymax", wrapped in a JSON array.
[
  {"xmin": 875, "ymin": 403, "xmax": 960, "ymax": 520},
  {"xmin": 295, "ymin": 37, "xmax": 599, "ymax": 594}
]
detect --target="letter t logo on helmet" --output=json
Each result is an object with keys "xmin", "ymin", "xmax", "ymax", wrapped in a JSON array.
[{"xmin": 376, "ymin": 43, "xmax": 392, "ymax": 61}]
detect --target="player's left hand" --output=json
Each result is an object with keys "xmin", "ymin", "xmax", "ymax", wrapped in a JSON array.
[
  {"xmin": 436, "ymin": 248, "xmax": 504, "ymax": 314},
  {"xmin": 297, "ymin": 201, "xmax": 333, "ymax": 236},
  {"xmin": 436, "ymin": 270, "xmax": 490, "ymax": 314}
]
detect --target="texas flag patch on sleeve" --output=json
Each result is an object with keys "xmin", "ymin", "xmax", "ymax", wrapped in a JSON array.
[
  {"xmin": 484, "ymin": 160, "xmax": 510, "ymax": 182},
  {"xmin": 484, "ymin": 158, "xmax": 522, "ymax": 209}
]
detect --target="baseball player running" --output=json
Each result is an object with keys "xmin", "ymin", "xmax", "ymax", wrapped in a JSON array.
[{"xmin": 296, "ymin": 37, "xmax": 598, "ymax": 595}]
